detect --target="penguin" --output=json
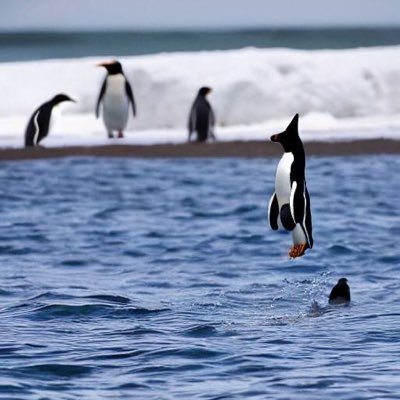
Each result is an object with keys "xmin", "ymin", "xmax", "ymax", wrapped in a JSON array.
[
  {"xmin": 329, "ymin": 278, "xmax": 351, "ymax": 305},
  {"xmin": 188, "ymin": 87, "xmax": 216, "ymax": 142},
  {"xmin": 96, "ymin": 60, "xmax": 136, "ymax": 139},
  {"xmin": 24, "ymin": 94, "xmax": 75, "ymax": 147},
  {"xmin": 268, "ymin": 114, "xmax": 313, "ymax": 258}
]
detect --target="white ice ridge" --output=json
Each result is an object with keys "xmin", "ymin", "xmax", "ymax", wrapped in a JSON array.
[{"xmin": 0, "ymin": 46, "xmax": 400, "ymax": 147}]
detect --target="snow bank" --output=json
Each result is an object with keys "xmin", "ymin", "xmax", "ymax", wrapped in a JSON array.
[{"xmin": 0, "ymin": 46, "xmax": 400, "ymax": 147}]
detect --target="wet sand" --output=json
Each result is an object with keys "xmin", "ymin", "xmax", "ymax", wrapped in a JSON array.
[{"xmin": 0, "ymin": 139, "xmax": 399, "ymax": 161}]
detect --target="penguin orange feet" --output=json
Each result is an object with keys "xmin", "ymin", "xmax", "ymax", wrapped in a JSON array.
[
  {"xmin": 117, "ymin": 131, "xmax": 124, "ymax": 138},
  {"xmin": 289, "ymin": 243, "xmax": 308, "ymax": 259}
]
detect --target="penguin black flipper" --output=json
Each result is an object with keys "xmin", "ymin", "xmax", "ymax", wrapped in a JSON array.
[
  {"xmin": 289, "ymin": 179, "xmax": 313, "ymax": 248},
  {"xmin": 25, "ymin": 105, "xmax": 51, "ymax": 147},
  {"xmin": 95, "ymin": 77, "xmax": 107, "ymax": 119},
  {"xmin": 280, "ymin": 204, "xmax": 296, "ymax": 231},
  {"xmin": 268, "ymin": 192, "xmax": 279, "ymax": 230},
  {"xmin": 125, "ymin": 80, "xmax": 136, "ymax": 117},
  {"xmin": 304, "ymin": 185, "xmax": 313, "ymax": 248}
]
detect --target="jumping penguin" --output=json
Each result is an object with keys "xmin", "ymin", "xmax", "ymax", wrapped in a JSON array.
[
  {"xmin": 329, "ymin": 278, "xmax": 351, "ymax": 305},
  {"xmin": 96, "ymin": 60, "xmax": 136, "ymax": 139},
  {"xmin": 268, "ymin": 114, "xmax": 313, "ymax": 258},
  {"xmin": 188, "ymin": 87, "xmax": 216, "ymax": 142},
  {"xmin": 24, "ymin": 94, "xmax": 75, "ymax": 147}
]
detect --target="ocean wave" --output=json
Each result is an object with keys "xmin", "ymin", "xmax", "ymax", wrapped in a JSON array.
[
  {"xmin": 0, "ymin": 46, "xmax": 400, "ymax": 146},
  {"xmin": 17, "ymin": 363, "xmax": 92, "ymax": 378},
  {"xmin": 14, "ymin": 301, "xmax": 171, "ymax": 320}
]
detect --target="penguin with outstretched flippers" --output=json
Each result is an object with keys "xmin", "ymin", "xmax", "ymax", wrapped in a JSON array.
[{"xmin": 268, "ymin": 114, "xmax": 313, "ymax": 258}]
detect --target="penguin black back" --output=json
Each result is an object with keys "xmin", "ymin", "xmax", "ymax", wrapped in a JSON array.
[
  {"xmin": 329, "ymin": 278, "xmax": 351, "ymax": 305},
  {"xmin": 188, "ymin": 86, "xmax": 215, "ymax": 142},
  {"xmin": 270, "ymin": 114, "xmax": 307, "ymax": 193},
  {"xmin": 24, "ymin": 94, "xmax": 74, "ymax": 147}
]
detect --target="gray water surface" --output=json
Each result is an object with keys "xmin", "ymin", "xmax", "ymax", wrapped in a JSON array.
[{"xmin": 1, "ymin": 28, "xmax": 400, "ymax": 62}]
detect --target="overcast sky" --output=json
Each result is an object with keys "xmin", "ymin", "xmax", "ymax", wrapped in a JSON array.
[{"xmin": 1, "ymin": 0, "xmax": 400, "ymax": 31}]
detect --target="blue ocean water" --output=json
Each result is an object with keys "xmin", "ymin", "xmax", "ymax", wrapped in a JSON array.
[
  {"xmin": 0, "ymin": 155, "xmax": 399, "ymax": 399},
  {"xmin": 1, "ymin": 28, "xmax": 400, "ymax": 62}
]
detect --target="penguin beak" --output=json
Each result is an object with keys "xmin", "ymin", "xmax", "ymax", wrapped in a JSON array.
[
  {"xmin": 69, "ymin": 98, "xmax": 76, "ymax": 103},
  {"xmin": 270, "ymin": 134, "xmax": 280, "ymax": 142},
  {"xmin": 96, "ymin": 61, "xmax": 114, "ymax": 67},
  {"xmin": 97, "ymin": 60, "xmax": 117, "ymax": 68}
]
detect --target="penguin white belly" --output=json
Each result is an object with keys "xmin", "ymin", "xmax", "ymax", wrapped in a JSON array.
[
  {"xmin": 102, "ymin": 75, "xmax": 129, "ymax": 132},
  {"xmin": 292, "ymin": 224, "xmax": 307, "ymax": 245},
  {"xmin": 275, "ymin": 152, "xmax": 294, "ymax": 207}
]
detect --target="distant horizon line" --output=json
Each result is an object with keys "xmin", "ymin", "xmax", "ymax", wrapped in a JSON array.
[{"xmin": 1, "ymin": 25, "xmax": 400, "ymax": 34}]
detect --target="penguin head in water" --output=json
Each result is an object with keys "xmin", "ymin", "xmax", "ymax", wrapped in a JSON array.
[
  {"xmin": 50, "ymin": 94, "xmax": 75, "ymax": 106},
  {"xmin": 97, "ymin": 60, "xmax": 123, "ymax": 75},
  {"xmin": 329, "ymin": 277, "xmax": 351, "ymax": 305},
  {"xmin": 198, "ymin": 86, "xmax": 212, "ymax": 97},
  {"xmin": 270, "ymin": 113, "xmax": 302, "ymax": 153}
]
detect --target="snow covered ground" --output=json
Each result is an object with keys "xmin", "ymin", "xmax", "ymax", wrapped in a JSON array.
[{"xmin": 1, "ymin": 46, "xmax": 400, "ymax": 148}]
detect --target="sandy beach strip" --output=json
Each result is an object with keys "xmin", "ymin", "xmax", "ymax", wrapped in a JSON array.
[{"xmin": 0, "ymin": 139, "xmax": 399, "ymax": 161}]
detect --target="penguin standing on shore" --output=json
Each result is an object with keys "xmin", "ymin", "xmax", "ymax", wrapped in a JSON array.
[
  {"xmin": 24, "ymin": 94, "xmax": 75, "ymax": 147},
  {"xmin": 96, "ymin": 60, "xmax": 136, "ymax": 139},
  {"xmin": 268, "ymin": 114, "xmax": 313, "ymax": 258},
  {"xmin": 329, "ymin": 278, "xmax": 351, "ymax": 304},
  {"xmin": 188, "ymin": 87, "xmax": 216, "ymax": 142}
]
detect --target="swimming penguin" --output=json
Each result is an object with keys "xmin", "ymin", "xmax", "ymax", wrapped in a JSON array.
[
  {"xmin": 96, "ymin": 60, "xmax": 136, "ymax": 139},
  {"xmin": 268, "ymin": 114, "xmax": 313, "ymax": 258},
  {"xmin": 188, "ymin": 87, "xmax": 216, "ymax": 142},
  {"xmin": 24, "ymin": 94, "xmax": 75, "ymax": 147},
  {"xmin": 329, "ymin": 278, "xmax": 351, "ymax": 304}
]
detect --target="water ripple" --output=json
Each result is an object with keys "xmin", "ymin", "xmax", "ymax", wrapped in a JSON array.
[
  {"xmin": 15, "ymin": 364, "xmax": 93, "ymax": 378},
  {"xmin": 0, "ymin": 156, "xmax": 399, "ymax": 399}
]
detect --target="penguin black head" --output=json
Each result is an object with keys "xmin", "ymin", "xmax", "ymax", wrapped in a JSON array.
[
  {"xmin": 50, "ymin": 94, "xmax": 75, "ymax": 105},
  {"xmin": 329, "ymin": 277, "xmax": 351, "ymax": 305},
  {"xmin": 198, "ymin": 87, "xmax": 212, "ymax": 96},
  {"xmin": 270, "ymin": 114, "xmax": 302, "ymax": 153},
  {"xmin": 97, "ymin": 60, "xmax": 123, "ymax": 75}
]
